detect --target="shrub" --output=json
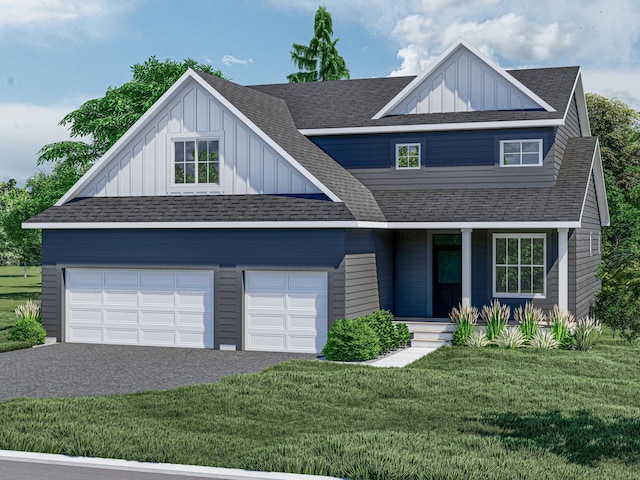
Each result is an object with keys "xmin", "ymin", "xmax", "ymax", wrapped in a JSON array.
[
  {"xmin": 361, "ymin": 310, "xmax": 396, "ymax": 354},
  {"xmin": 548, "ymin": 306, "xmax": 576, "ymax": 350},
  {"xmin": 514, "ymin": 302, "xmax": 543, "ymax": 340},
  {"xmin": 322, "ymin": 318, "xmax": 380, "ymax": 361},
  {"xmin": 528, "ymin": 330, "xmax": 559, "ymax": 349},
  {"xmin": 574, "ymin": 316, "xmax": 602, "ymax": 351},
  {"xmin": 449, "ymin": 303, "xmax": 478, "ymax": 346},
  {"xmin": 492, "ymin": 327, "xmax": 526, "ymax": 349},
  {"xmin": 465, "ymin": 330, "xmax": 490, "ymax": 347},
  {"xmin": 481, "ymin": 300, "xmax": 510, "ymax": 341},
  {"xmin": 15, "ymin": 299, "xmax": 42, "ymax": 323},
  {"xmin": 9, "ymin": 317, "xmax": 46, "ymax": 346},
  {"xmin": 393, "ymin": 322, "xmax": 411, "ymax": 348}
]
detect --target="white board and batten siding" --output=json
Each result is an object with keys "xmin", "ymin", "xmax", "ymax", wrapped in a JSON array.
[
  {"xmin": 76, "ymin": 78, "xmax": 320, "ymax": 199},
  {"xmin": 65, "ymin": 268, "xmax": 214, "ymax": 348},
  {"xmin": 391, "ymin": 49, "xmax": 541, "ymax": 115},
  {"xmin": 244, "ymin": 271, "xmax": 328, "ymax": 354}
]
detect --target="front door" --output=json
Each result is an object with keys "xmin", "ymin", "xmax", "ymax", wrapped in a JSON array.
[{"xmin": 433, "ymin": 235, "xmax": 462, "ymax": 317}]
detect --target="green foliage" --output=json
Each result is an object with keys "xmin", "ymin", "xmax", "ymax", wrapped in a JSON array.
[
  {"xmin": 15, "ymin": 299, "xmax": 41, "ymax": 323},
  {"xmin": 452, "ymin": 323, "xmax": 473, "ymax": 346},
  {"xmin": 492, "ymin": 327, "xmax": 527, "ymax": 349},
  {"xmin": 287, "ymin": 5, "xmax": 349, "ymax": 82},
  {"xmin": 574, "ymin": 317, "xmax": 603, "ymax": 351},
  {"xmin": 450, "ymin": 303, "xmax": 478, "ymax": 346},
  {"xmin": 393, "ymin": 322, "xmax": 411, "ymax": 348},
  {"xmin": 514, "ymin": 302, "xmax": 543, "ymax": 340},
  {"xmin": 549, "ymin": 310, "xmax": 575, "ymax": 350},
  {"xmin": 465, "ymin": 330, "xmax": 490, "ymax": 347},
  {"xmin": 528, "ymin": 330, "xmax": 559, "ymax": 349},
  {"xmin": 360, "ymin": 309, "xmax": 396, "ymax": 353},
  {"xmin": 0, "ymin": 341, "xmax": 33, "ymax": 353},
  {"xmin": 481, "ymin": 300, "xmax": 510, "ymax": 341},
  {"xmin": 322, "ymin": 318, "xmax": 380, "ymax": 361},
  {"xmin": 9, "ymin": 317, "xmax": 45, "ymax": 345}
]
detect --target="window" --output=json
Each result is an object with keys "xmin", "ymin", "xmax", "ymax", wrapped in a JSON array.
[
  {"xmin": 493, "ymin": 233, "xmax": 546, "ymax": 297},
  {"xmin": 174, "ymin": 139, "xmax": 219, "ymax": 184},
  {"xmin": 396, "ymin": 143, "xmax": 421, "ymax": 169},
  {"xmin": 500, "ymin": 139, "xmax": 543, "ymax": 167},
  {"xmin": 591, "ymin": 232, "xmax": 601, "ymax": 256}
]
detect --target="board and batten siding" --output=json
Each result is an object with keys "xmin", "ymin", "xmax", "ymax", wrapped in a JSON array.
[
  {"xmin": 312, "ymin": 128, "xmax": 555, "ymax": 190},
  {"xmin": 389, "ymin": 48, "xmax": 541, "ymax": 115},
  {"xmin": 75, "ymin": 78, "xmax": 320, "ymax": 200},
  {"xmin": 572, "ymin": 173, "xmax": 602, "ymax": 318},
  {"xmin": 553, "ymin": 95, "xmax": 582, "ymax": 181}
]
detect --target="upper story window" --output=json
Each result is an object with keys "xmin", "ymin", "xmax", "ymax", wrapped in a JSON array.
[
  {"xmin": 500, "ymin": 139, "xmax": 543, "ymax": 167},
  {"xmin": 174, "ymin": 139, "xmax": 219, "ymax": 184},
  {"xmin": 493, "ymin": 233, "xmax": 546, "ymax": 298},
  {"xmin": 396, "ymin": 143, "xmax": 421, "ymax": 170}
]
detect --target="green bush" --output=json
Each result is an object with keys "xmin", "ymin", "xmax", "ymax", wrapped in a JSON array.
[
  {"xmin": 449, "ymin": 303, "xmax": 478, "ymax": 346},
  {"xmin": 9, "ymin": 317, "xmax": 46, "ymax": 346},
  {"xmin": 481, "ymin": 300, "xmax": 510, "ymax": 341},
  {"xmin": 514, "ymin": 302, "xmax": 542, "ymax": 340},
  {"xmin": 361, "ymin": 310, "xmax": 396, "ymax": 354},
  {"xmin": 452, "ymin": 322, "xmax": 474, "ymax": 346},
  {"xmin": 14, "ymin": 299, "xmax": 42, "ymax": 323},
  {"xmin": 393, "ymin": 322, "xmax": 411, "ymax": 348},
  {"xmin": 548, "ymin": 306, "xmax": 576, "ymax": 350},
  {"xmin": 322, "ymin": 318, "xmax": 380, "ymax": 361},
  {"xmin": 574, "ymin": 316, "xmax": 602, "ymax": 351}
]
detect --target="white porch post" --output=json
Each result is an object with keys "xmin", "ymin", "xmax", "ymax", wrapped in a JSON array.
[
  {"xmin": 557, "ymin": 228, "xmax": 569, "ymax": 312},
  {"xmin": 461, "ymin": 228, "xmax": 472, "ymax": 308}
]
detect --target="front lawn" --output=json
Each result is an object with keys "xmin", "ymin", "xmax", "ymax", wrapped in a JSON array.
[
  {"xmin": 0, "ymin": 266, "xmax": 42, "ymax": 352},
  {"xmin": 0, "ymin": 332, "xmax": 638, "ymax": 479}
]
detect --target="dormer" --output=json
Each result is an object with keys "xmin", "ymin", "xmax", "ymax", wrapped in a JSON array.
[{"xmin": 373, "ymin": 39, "xmax": 556, "ymax": 119}]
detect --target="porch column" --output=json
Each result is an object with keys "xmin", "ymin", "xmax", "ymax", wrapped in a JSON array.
[
  {"xmin": 461, "ymin": 228, "xmax": 472, "ymax": 308},
  {"xmin": 557, "ymin": 228, "xmax": 569, "ymax": 312}
]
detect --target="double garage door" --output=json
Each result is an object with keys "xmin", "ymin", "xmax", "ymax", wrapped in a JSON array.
[{"xmin": 65, "ymin": 268, "xmax": 327, "ymax": 353}]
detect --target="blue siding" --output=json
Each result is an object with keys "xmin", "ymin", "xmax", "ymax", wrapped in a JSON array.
[
  {"xmin": 394, "ymin": 231, "xmax": 429, "ymax": 317},
  {"xmin": 311, "ymin": 128, "xmax": 554, "ymax": 169}
]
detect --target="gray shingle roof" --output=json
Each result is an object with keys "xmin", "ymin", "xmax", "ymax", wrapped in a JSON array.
[
  {"xmin": 250, "ymin": 67, "xmax": 579, "ymax": 130},
  {"xmin": 194, "ymin": 71, "xmax": 386, "ymax": 222},
  {"xmin": 25, "ymin": 195, "xmax": 355, "ymax": 224},
  {"xmin": 373, "ymin": 137, "xmax": 596, "ymax": 223}
]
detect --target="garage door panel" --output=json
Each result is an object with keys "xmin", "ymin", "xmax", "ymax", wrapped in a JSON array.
[
  {"xmin": 247, "ymin": 333, "xmax": 287, "ymax": 350},
  {"xmin": 247, "ymin": 313, "xmax": 287, "ymax": 329},
  {"xmin": 287, "ymin": 274, "xmax": 326, "ymax": 291},
  {"xmin": 246, "ymin": 272, "xmax": 287, "ymax": 290},
  {"xmin": 289, "ymin": 335, "xmax": 322, "ymax": 351},
  {"xmin": 288, "ymin": 315, "xmax": 320, "ymax": 331},
  {"xmin": 247, "ymin": 293, "xmax": 286, "ymax": 309},
  {"xmin": 287, "ymin": 294, "xmax": 325, "ymax": 311},
  {"xmin": 65, "ymin": 268, "xmax": 213, "ymax": 348}
]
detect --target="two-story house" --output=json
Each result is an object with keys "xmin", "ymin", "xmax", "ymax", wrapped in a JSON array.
[{"xmin": 25, "ymin": 40, "xmax": 609, "ymax": 353}]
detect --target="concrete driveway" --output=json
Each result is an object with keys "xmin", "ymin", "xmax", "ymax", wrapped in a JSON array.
[{"xmin": 0, "ymin": 343, "xmax": 316, "ymax": 401}]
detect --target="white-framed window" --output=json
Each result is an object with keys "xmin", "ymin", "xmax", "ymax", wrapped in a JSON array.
[
  {"xmin": 493, "ymin": 233, "xmax": 546, "ymax": 298},
  {"xmin": 173, "ymin": 139, "xmax": 220, "ymax": 185},
  {"xmin": 396, "ymin": 143, "xmax": 421, "ymax": 169},
  {"xmin": 500, "ymin": 139, "xmax": 543, "ymax": 167},
  {"xmin": 591, "ymin": 231, "xmax": 601, "ymax": 256}
]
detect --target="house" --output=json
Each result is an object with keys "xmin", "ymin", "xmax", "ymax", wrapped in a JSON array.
[{"xmin": 24, "ymin": 40, "xmax": 609, "ymax": 353}]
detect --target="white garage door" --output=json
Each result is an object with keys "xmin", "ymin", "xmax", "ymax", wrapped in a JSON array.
[
  {"xmin": 245, "ymin": 271, "xmax": 328, "ymax": 353},
  {"xmin": 65, "ymin": 268, "xmax": 214, "ymax": 348}
]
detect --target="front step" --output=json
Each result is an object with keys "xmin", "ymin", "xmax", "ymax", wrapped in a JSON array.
[
  {"xmin": 395, "ymin": 320, "xmax": 454, "ymax": 348},
  {"xmin": 411, "ymin": 339, "xmax": 452, "ymax": 349}
]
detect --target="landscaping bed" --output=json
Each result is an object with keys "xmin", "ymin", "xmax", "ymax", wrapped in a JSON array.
[{"xmin": 0, "ymin": 266, "xmax": 42, "ymax": 353}]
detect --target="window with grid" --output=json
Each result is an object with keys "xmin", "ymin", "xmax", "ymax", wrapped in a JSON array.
[
  {"xmin": 494, "ymin": 234, "xmax": 546, "ymax": 297},
  {"xmin": 395, "ymin": 143, "xmax": 421, "ymax": 169},
  {"xmin": 500, "ymin": 139, "xmax": 543, "ymax": 167},
  {"xmin": 174, "ymin": 139, "xmax": 219, "ymax": 184}
]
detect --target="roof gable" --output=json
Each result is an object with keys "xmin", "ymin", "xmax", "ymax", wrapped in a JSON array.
[{"xmin": 373, "ymin": 39, "xmax": 556, "ymax": 119}]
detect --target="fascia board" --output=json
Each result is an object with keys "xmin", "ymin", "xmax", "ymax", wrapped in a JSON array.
[
  {"xmin": 572, "ymin": 73, "xmax": 593, "ymax": 137},
  {"xmin": 189, "ymin": 73, "xmax": 342, "ymax": 203},
  {"xmin": 592, "ymin": 140, "xmax": 610, "ymax": 226},
  {"xmin": 299, "ymin": 118, "xmax": 564, "ymax": 136},
  {"xmin": 56, "ymin": 69, "xmax": 197, "ymax": 206},
  {"xmin": 373, "ymin": 38, "xmax": 555, "ymax": 120}
]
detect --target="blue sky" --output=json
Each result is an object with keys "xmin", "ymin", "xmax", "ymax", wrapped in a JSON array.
[{"xmin": 1, "ymin": 0, "xmax": 639, "ymax": 183}]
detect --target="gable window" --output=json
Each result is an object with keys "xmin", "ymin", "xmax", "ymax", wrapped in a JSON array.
[
  {"xmin": 396, "ymin": 143, "xmax": 421, "ymax": 169},
  {"xmin": 493, "ymin": 233, "xmax": 546, "ymax": 297},
  {"xmin": 500, "ymin": 139, "xmax": 543, "ymax": 167},
  {"xmin": 174, "ymin": 139, "xmax": 219, "ymax": 184}
]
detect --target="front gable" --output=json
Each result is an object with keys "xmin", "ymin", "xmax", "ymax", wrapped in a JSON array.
[
  {"xmin": 374, "ymin": 39, "xmax": 556, "ymax": 119},
  {"xmin": 58, "ymin": 71, "xmax": 324, "ymax": 205}
]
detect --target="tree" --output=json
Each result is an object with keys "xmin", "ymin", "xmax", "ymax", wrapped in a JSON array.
[
  {"xmin": 287, "ymin": 5, "xmax": 350, "ymax": 83},
  {"xmin": 0, "ymin": 57, "xmax": 225, "ymax": 264},
  {"xmin": 588, "ymin": 94, "xmax": 640, "ymax": 341}
]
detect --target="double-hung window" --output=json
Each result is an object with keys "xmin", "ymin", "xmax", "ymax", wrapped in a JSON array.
[
  {"xmin": 174, "ymin": 139, "xmax": 219, "ymax": 185},
  {"xmin": 500, "ymin": 139, "xmax": 543, "ymax": 167},
  {"xmin": 493, "ymin": 233, "xmax": 546, "ymax": 297},
  {"xmin": 396, "ymin": 143, "xmax": 421, "ymax": 169}
]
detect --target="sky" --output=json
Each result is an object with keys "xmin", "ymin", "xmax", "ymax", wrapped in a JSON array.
[{"xmin": 1, "ymin": 0, "xmax": 639, "ymax": 184}]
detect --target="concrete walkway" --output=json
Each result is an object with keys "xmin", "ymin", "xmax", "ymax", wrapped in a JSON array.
[{"xmin": 369, "ymin": 346, "xmax": 440, "ymax": 367}]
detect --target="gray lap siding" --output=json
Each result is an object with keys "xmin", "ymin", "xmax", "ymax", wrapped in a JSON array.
[{"xmin": 41, "ymin": 229, "xmax": 348, "ymax": 347}]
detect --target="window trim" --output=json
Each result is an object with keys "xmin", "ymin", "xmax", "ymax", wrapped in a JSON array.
[
  {"xmin": 492, "ymin": 233, "xmax": 546, "ymax": 299},
  {"xmin": 170, "ymin": 132, "xmax": 223, "ymax": 191},
  {"xmin": 395, "ymin": 143, "xmax": 421, "ymax": 170},
  {"xmin": 499, "ymin": 139, "xmax": 543, "ymax": 167}
]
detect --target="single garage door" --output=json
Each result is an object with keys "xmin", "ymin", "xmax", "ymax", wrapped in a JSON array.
[
  {"xmin": 245, "ymin": 271, "xmax": 328, "ymax": 353},
  {"xmin": 65, "ymin": 268, "xmax": 214, "ymax": 348}
]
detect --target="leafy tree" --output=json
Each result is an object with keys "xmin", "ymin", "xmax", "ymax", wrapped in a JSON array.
[
  {"xmin": 588, "ymin": 94, "xmax": 640, "ymax": 341},
  {"xmin": 0, "ymin": 57, "xmax": 225, "ymax": 264},
  {"xmin": 287, "ymin": 5, "xmax": 350, "ymax": 83}
]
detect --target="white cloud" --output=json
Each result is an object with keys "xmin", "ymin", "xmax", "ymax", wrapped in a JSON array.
[
  {"xmin": 0, "ymin": 0, "xmax": 139, "ymax": 42},
  {"xmin": 221, "ymin": 55, "xmax": 254, "ymax": 66},
  {"xmin": 0, "ymin": 102, "xmax": 79, "ymax": 183}
]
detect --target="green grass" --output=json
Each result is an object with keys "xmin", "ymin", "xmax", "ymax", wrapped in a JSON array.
[
  {"xmin": 0, "ymin": 265, "xmax": 42, "ymax": 349},
  {"xmin": 0, "ymin": 331, "xmax": 638, "ymax": 479}
]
